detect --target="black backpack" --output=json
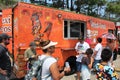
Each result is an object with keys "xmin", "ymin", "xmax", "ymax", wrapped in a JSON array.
[{"xmin": 24, "ymin": 56, "xmax": 51, "ymax": 80}]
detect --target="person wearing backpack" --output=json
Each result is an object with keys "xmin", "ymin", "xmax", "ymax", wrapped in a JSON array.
[
  {"xmin": 95, "ymin": 48, "xmax": 119, "ymax": 80},
  {"xmin": 32, "ymin": 40, "xmax": 71, "ymax": 80}
]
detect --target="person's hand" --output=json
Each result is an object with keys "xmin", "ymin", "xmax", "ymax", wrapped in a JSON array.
[
  {"xmin": 0, "ymin": 68, "xmax": 7, "ymax": 75},
  {"xmin": 64, "ymin": 67, "xmax": 71, "ymax": 73},
  {"xmin": 32, "ymin": 77, "xmax": 37, "ymax": 80},
  {"xmin": 84, "ymin": 54, "xmax": 87, "ymax": 57},
  {"xmin": 31, "ymin": 55, "xmax": 35, "ymax": 58}
]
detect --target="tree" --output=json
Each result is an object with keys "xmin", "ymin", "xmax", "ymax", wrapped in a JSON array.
[
  {"xmin": 74, "ymin": 0, "xmax": 81, "ymax": 13},
  {"xmin": 70, "ymin": 0, "xmax": 74, "ymax": 11},
  {"xmin": 74, "ymin": 0, "xmax": 107, "ymax": 17},
  {"xmin": 66, "ymin": 0, "xmax": 69, "ymax": 9},
  {"xmin": 105, "ymin": 0, "xmax": 120, "ymax": 21},
  {"xmin": 0, "ymin": 0, "xmax": 17, "ymax": 9},
  {"xmin": 52, "ymin": 0, "xmax": 64, "ymax": 9}
]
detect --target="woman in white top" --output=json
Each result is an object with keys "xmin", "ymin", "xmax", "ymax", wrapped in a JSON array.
[{"xmin": 32, "ymin": 40, "xmax": 70, "ymax": 80}]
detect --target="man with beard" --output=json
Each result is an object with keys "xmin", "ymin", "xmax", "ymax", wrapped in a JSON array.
[{"xmin": 0, "ymin": 33, "xmax": 12, "ymax": 80}]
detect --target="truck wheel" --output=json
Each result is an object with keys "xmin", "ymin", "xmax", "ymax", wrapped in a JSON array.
[{"xmin": 64, "ymin": 56, "xmax": 77, "ymax": 76}]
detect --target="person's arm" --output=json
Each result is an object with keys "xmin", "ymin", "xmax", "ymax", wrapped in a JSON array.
[
  {"xmin": 75, "ymin": 42, "xmax": 80, "ymax": 53},
  {"xmin": 92, "ymin": 51, "xmax": 98, "ymax": 58},
  {"xmin": 88, "ymin": 57, "xmax": 94, "ymax": 69},
  {"xmin": 24, "ymin": 50, "xmax": 29, "ymax": 61},
  {"xmin": 0, "ymin": 68, "xmax": 7, "ymax": 76},
  {"xmin": 92, "ymin": 44, "xmax": 99, "ymax": 58},
  {"xmin": 50, "ymin": 62, "xmax": 70, "ymax": 80}
]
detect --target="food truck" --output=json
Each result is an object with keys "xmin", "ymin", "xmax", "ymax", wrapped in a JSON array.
[{"xmin": 0, "ymin": 2, "xmax": 116, "ymax": 78}]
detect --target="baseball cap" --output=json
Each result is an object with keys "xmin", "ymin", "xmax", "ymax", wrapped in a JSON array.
[
  {"xmin": 0, "ymin": 33, "xmax": 12, "ymax": 39},
  {"xmin": 29, "ymin": 42, "xmax": 36, "ymax": 46}
]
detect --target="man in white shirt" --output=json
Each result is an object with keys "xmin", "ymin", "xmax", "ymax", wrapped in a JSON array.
[
  {"xmin": 75, "ymin": 37, "xmax": 90, "ymax": 80},
  {"xmin": 93, "ymin": 37, "xmax": 102, "ymax": 68}
]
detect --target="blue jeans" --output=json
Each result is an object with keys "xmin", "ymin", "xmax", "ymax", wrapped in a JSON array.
[{"xmin": 93, "ymin": 59, "xmax": 101, "ymax": 68}]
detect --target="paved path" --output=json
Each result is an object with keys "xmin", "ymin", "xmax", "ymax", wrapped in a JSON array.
[{"xmin": 61, "ymin": 55, "xmax": 120, "ymax": 80}]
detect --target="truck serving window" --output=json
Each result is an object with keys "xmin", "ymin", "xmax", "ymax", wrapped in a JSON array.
[{"xmin": 64, "ymin": 20, "xmax": 85, "ymax": 39}]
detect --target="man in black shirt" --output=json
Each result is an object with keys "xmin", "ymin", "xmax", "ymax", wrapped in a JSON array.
[{"xmin": 0, "ymin": 33, "xmax": 12, "ymax": 80}]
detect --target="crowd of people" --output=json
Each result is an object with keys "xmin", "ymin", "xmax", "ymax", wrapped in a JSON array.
[
  {"xmin": 75, "ymin": 36, "xmax": 119, "ymax": 80},
  {"xmin": 0, "ymin": 33, "xmax": 119, "ymax": 80}
]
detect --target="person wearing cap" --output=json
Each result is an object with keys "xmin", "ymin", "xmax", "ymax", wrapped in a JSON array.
[
  {"xmin": 75, "ymin": 36, "xmax": 90, "ymax": 80},
  {"xmin": 0, "ymin": 33, "xmax": 12, "ymax": 80},
  {"xmin": 24, "ymin": 41, "xmax": 37, "ymax": 69},
  {"xmin": 32, "ymin": 40, "xmax": 70, "ymax": 80}
]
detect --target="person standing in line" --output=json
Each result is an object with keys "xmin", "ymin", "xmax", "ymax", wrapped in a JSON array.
[
  {"xmin": 32, "ymin": 40, "xmax": 70, "ymax": 80},
  {"xmin": 81, "ymin": 48, "xmax": 94, "ymax": 80},
  {"xmin": 0, "ymin": 33, "xmax": 12, "ymax": 80},
  {"xmin": 95, "ymin": 48, "xmax": 119, "ymax": 80},
  {"xmin": 106, "ymin": 38, "xmax": 116, "ymax": 67},
  {"xmin": 75, "ymin": 37, "xmax": 90, "ymax": 80},
  {"xmin": 24, "ymin": 41, "xmax": 37, "ymax": 69},
  {"xmin": 92, "ymin": 37, "xmax": 102, "ymax": 68}
]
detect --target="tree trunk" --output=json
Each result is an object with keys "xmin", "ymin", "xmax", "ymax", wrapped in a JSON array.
[
  {"xmin": 45, "ymin": 0, "xmax": 47, "ymax": 5},
  {"xmin": 66, "ymin": 0, "xmax": 69, "ymax": 9},
  {"xmin": 63, "ymin": 0, "xmax": 65, "ymax": 9},
  {"xmin": 70, "ymin": 0, "xmax": 73, "ymax": 11}
]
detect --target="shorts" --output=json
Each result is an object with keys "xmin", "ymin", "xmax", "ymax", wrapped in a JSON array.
[{"xmin": 76, "ymin": 61, "xmax": 82, "ymax": 72}]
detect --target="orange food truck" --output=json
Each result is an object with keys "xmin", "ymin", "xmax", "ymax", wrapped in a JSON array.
[{"xmin": 0, "ymin": 2, "xmax": 116, "ymax": 78}]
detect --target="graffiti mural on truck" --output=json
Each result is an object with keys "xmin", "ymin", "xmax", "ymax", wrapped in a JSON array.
[{"xmin": 31, "ymin": 12, "xmax": 53, "ymax": 41}]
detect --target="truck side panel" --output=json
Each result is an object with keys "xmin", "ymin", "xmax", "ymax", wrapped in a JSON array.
[{"xmin": 7, "ymin": 2, "xmax": 115, "ymax": 68}]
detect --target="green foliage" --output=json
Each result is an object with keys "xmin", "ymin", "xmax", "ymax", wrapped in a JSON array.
[
  {"xmin": 52, "ymin": 0, "xmax": 64, "ymax": 8},
  {"xmin": 105, "ymin": 0, "xmax": 120, "ymax": 21},
  {"xmin": 0, "ymin": 0, "xmax": 17, "ymax": 9},
  {"xmin": 74, "ymin": 0, "xmax": 107, "ymax": 17}
]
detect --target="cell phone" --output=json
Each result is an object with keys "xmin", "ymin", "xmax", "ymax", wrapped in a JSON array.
[{"xmin": 65, "ymin": 62, "xmax": 70, "ymax": 67}]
